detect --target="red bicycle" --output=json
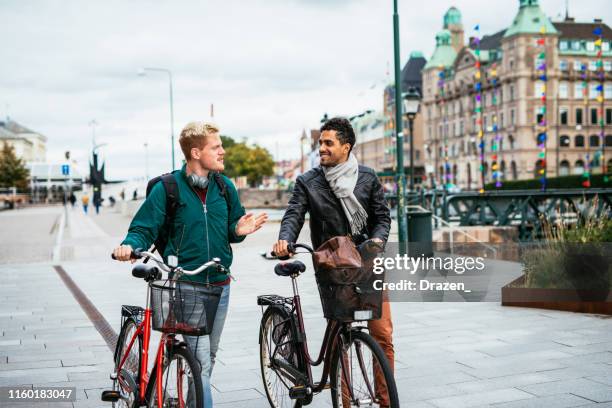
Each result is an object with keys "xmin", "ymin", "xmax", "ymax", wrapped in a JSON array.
[{"xmin": 102, "ymin": 249, "xmax": 227, "ymax": 408}]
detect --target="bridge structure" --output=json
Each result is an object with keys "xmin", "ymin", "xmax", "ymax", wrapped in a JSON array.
[{"xmin": 393, "ymin": 188, "xmax": 612, "ymax": 241}]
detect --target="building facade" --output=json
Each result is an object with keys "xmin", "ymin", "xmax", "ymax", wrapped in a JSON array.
[
  {"xmin": 422, "ymin": 0, "xmax": 612, "ymax": 190},
  {"xmin": 0, "ymin": 120, "xmax": 47, "ymax": 163}
]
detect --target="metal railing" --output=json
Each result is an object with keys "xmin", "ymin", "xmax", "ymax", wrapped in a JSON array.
[{"xmin": 407, "ymin": 204, "xmax": 498, "ymax": 258}]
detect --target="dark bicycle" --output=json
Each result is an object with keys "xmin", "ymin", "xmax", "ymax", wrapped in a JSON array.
[{"xmin": 257, "ymin": 242, "xmax": 399, "ymax": 408}]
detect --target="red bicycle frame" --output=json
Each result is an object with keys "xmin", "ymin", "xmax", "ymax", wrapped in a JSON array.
[{"xmin": 115, "ymin": 306, "xmax": 179, "ymax": 408}]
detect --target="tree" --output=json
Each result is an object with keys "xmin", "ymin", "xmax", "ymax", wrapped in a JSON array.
[
  {"xmin": 0, "ymin": 142, "xmax": 29, "ymax": 189},
  {"xmin": 221, "ymin": 136, "xmax": 274, "ymax": 186}
]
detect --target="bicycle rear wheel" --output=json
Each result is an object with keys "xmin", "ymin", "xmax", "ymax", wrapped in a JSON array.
[
  {"xmin": 330, "ymin": 329, "xmax": 399, "ymax": 408},
  {"xmin": 147, "ymin": 346, "xmax": 202, "ymax": 408},
  {"xmin": 259, "ymin": 306, "xmax": 307, "ymax": 408}
]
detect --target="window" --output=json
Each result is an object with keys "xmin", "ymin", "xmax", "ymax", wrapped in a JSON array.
[
  {"xmin": 500, "ymin": 112, "xmax": 505, "ymax": 128},
  {"xmin": 574, "ymin": 160, "xmax": 584, "ymax": 175},
  {"xmin": 560, "ymin": 107, "xmax": 568, "ymax": 125},
  {"xmin": 589, "ymin": 83, "xmax": 599, "ymax": 99},
  {"xmin": 605, "ymin": 84, "xmax": 612, "ymax": 99},
  {"xmin": 509, "ymin": 134, "xmax": 515, "ymax": 149},
  {"xmin": 606, "ymin": 135, "xmax": 612, "ymax": 147},
  {"xmin": 586, "ymin": 41, "xmax": 595, "ymax": 52},
  {"xmin": 499, "ymin": 136, "xmax": 504, "ymax": 151},
  {"xmin": 576, "ymin": 108, "xmax": 583, "ymax": 125},
  {"xmin": 511, "ymin": 161, "xmax": 518, "ymax": 180},
  {"xmin": 510, "ymin": 84, "xmax": 515, "ymax": 101},
  {"xmin": 560, "ymin": 160, "xmax": 570, "ymax": 176},
  {"xmin": 607, "ymin": 108, "xmax": 612, "ymax": 125},
  {"xmin": 511, "ymin": 109, "xmax": 516, "ymax": 125},
  {"xmin": 572, "ymin": 40, "xmax": 581, "ymax": 51},
  {"xmin": 605, "ymin": 61, "xmax": 612, "ymax": 72},
  {"xmin": 534, "ymin": 82, "xmax": 545, "ymax": 97},
  {"xmin": 575, "ymin": 135, "xmax": 585, "ymax": 147},
  {"xmin": 559, "ymin": 135, "xmax": 570, "ymax": 147},
  {"xmin": 573, "ymin": 60, "xmax": 583, "ymax": 71},
  {"xmin": 591, "ymin": 108, "xmax": 598, "ymax": 125},
  {"xmin": 559, "ymin": 60, "xmax": 569, "ymax": 71},
  {"xmin": 589, "ymin": 60, "xmax": 598, "ymax": 71},
  {"xmin": 559, "ymin": 82, "xmax": 568, "ymax": 98},
  {"xmin": 590, "ymin": 135, "xmax": 600, "ymax": 147},
  {"xmin": 560, "ymin": 41, "xmax": 568, "ymax": 51},
  {"xmin": 484, "ymin": 115, "xmax": 488, "ymax": 131},
  {"xmin": 459, "ymin": 120, "xmax": 464, "ymax": 136},
  {"xmin": 604, "ymin": 42, "xmax": 611, "ymax": 52},
  {"xmin": 574, "ymin": 83, "xmax": 585, "ymax": 99}
]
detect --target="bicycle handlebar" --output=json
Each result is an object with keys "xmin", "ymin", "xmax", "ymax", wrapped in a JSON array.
[
  {"xmin": 269, "ymin": 242, "xmax": 314, "ymax": 259},
  {"xmin": 112, "ymin": 249, "xmax": 228, "ymax": 277}
]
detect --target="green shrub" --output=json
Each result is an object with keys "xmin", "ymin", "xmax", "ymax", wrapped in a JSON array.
[{"xmin": 521, "ymin": 200, "xmax": 612, "ymax": 290}]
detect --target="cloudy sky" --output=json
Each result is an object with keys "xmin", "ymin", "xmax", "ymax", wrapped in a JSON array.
[{"xmin": 2, "ymin": 0, "xmax": 610, "ymax": 180}]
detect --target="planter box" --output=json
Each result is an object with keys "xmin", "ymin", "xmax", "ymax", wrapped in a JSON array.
[{"xmin": 502, "ymin": 275, "xmax": 612, "ymax": 315}]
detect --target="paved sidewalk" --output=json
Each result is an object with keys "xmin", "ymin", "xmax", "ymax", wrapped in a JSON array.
[{"xmin": 1, "ymin": 205, "xmax": 612, "ymax": 407}]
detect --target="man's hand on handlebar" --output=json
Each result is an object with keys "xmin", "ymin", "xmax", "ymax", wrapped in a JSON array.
[
  {"xmin": 112, "ymin": 245, "xmax": 136, "ymax": 263},
  {"xmin": 272, "ymin": 240, "xmax": 293, "ymax": 258}
]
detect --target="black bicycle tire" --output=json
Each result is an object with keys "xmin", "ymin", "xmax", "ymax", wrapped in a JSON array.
[
  {"xmin": 113, "ymin": 318, "xmax": 142, "ymax": 408},
  {"xmin": 259, "ymin": 306, "xmax": 307, "ymax": 408},
  {"xmin": 146, "ymin": 345, "xmax": 203, "ymax": 408},
  {"xmin": 329, "ymin": 329, "xmax": 399, "ymax": 408}
]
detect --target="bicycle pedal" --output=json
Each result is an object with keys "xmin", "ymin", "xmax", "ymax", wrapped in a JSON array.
[
  {"xmin": 101, "ymin": 390, "xmax": 121, "ymax": 402},
  {"xmin": 289, "ymin": 385, "xmax": 311, "ymax": 400}
]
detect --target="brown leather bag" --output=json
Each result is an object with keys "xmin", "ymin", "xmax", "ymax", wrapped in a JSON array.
[{"xmin": 313, "ymin": 236, "xmax": 382, "ymax": 321}]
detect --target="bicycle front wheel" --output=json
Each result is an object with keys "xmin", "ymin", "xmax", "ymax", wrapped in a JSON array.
[
  {"xmin": 113, "ymin": 318, "xmax": 141, "ymax": 408},
  {"xmin": 147, "ymin": 345, "xmax": 203, "ymax": 408},
  {"xmin": 259, "ymin": 306, "xmax": 306, "ymax": 408},
  {"xmin": 330, "ymin": 329, "xmax": 399, "ymax": 408}
]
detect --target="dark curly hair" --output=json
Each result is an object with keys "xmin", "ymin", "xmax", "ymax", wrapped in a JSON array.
[{"xmin": 320, "ymin": 117, "xmax": 356, "ymax": 153}]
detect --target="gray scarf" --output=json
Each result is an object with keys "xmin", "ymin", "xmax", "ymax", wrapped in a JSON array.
[{"xmin": 322, "ymin": 153, "xmax": 368, "ymax": 235}]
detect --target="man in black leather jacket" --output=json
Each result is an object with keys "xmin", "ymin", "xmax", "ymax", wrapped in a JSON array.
[{"xmin": 272, "ymin": 117, "xmax": 394, "ymax": 405}]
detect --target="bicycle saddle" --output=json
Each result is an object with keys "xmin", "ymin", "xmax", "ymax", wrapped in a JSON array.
[
  {"xmin": 132, "ymin": 264, "xmax": 162, "ymax": 281},
  {"xmin": 274, "ymin": 261, "xmax": 306, "ymax": 277}
]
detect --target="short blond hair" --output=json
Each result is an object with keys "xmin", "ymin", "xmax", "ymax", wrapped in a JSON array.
[{"xmin": 179, "ymin": 121, "xmax": 220, "ymax": 159}]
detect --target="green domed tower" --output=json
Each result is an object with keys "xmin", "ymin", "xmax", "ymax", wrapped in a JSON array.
[
  {"xmin": 424, "ymin": 29, "xmax": 457, "ymax": 70},
  {"xmin": 444, "ymin": 7, "xmax": 464, "ymax": 53},
  {"xmin": 504, "ymin": 0, "xmax": 557, "ymax": 38}
]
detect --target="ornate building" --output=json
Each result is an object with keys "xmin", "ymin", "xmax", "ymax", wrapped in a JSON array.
[{"xmin": 422, "ymin": 0, "xmax": 612, "ymax": 190}]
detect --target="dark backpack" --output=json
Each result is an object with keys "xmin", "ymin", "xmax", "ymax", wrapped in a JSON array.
[{"xmin": 145, "ymin": 171, "xmax": 232, "ymax": 256}]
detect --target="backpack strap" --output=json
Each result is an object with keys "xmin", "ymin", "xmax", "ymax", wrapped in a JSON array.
[
  {"xmin": 148, "ymin": 172, "xmax": 180, "ymax": 258},
  {"xmin": 213, "ymin": 173, "xmax": 232, "ymax": 217}
]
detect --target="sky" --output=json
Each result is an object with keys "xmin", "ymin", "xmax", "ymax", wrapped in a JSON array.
[{"xmin": 2, "ymin": 0, "xmax": 611, "ymax": 180}]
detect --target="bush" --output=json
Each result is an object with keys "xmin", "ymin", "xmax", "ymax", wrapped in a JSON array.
[{"xmin": 521, "ymin": 200, "xmax": 612, "ymax": 290}]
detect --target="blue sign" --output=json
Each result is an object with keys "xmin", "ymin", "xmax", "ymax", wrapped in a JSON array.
[{"xmin": 61, "ymin": 164, "xmax": 70, "ymax": 176}]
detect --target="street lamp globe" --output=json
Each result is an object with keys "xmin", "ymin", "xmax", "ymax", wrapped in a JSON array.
[{"xmin": 402, "ymin": 87, "xmax": 421, "ymax": 119}]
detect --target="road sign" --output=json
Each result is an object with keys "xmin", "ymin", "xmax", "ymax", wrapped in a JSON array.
[{"xmin": 61, "ymin": 164, "xmax": 70, "ymax": 176}]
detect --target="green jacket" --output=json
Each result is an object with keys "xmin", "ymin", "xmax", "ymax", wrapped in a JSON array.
[{"xmin": 122, "ymin": 165, "xmax": 246, "ymax": 284}]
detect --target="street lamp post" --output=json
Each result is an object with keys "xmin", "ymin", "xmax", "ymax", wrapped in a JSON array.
[
  {"xmin": 139, "ymin": 67, "xmax": 175, "ymax": 170},
  {"xmin": 403, "ymin": 87, "xmax": 421, "ymax": 192},
  {"xmin": 393, "ymin": 0, "xmax": 407, "ymax": 254}
]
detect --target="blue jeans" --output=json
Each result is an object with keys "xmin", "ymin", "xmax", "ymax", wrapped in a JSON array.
[{"xmin": 184, "ymin": 283, "xmax": 230, "ymax": 408}]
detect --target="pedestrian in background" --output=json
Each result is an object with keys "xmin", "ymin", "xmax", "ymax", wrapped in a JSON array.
[{"xmin": 81, "ymin": 193, "xmax": 90, "ymax": 214}]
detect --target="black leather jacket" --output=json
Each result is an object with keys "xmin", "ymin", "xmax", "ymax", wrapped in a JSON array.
[{"xmin": 279, "ymin": 165, "xmax": 391, "ymax": 249}]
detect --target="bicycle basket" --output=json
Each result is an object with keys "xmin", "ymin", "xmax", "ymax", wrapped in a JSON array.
[
  {"xmin": 150, "ymin": 280, "xmax": 222, "ymax": 336},
  {"xmin": 313, "ymin": 236, "xmax": 383, "ymax": 322}
]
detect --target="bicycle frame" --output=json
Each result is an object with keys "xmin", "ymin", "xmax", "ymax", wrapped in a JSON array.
[
  {"xmin": 282, "ymin": 274, "xmax": 356, "ymax": 395},
  {"xmin": 115, "ymin": 286, "xmax": 175, "ymax": 408}
]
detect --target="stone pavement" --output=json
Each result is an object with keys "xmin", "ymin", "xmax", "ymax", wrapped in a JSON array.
[{"xmin": 0, "ymin": 205, "xmax": 611, "ymax": 407}]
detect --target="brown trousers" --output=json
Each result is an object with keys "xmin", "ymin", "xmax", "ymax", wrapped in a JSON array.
[{"xmin": 341, "ymin": 300, "xmax": 394, "ymax": 407}]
